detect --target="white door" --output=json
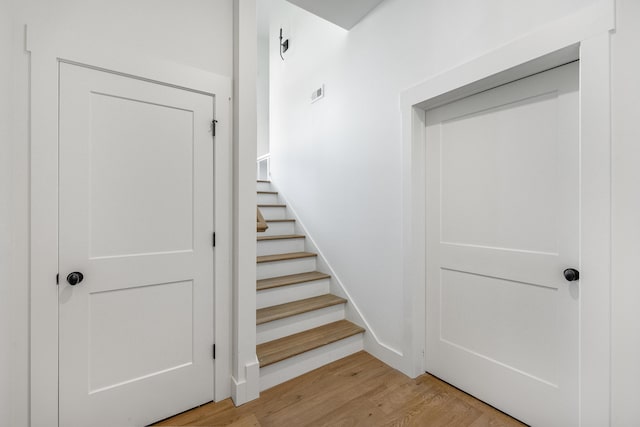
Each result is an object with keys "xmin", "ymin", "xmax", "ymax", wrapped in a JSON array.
[
  {"xmin": 425, "ymin": 62, "xmax": 579, "ymax": 426},
  {"xmin": 59, "ymin": 63, "xmax": 215, "ymax": 427}
]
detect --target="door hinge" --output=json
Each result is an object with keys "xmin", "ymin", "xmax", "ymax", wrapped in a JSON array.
[
  {"xmin": 56, "ymin": 274, "xmax": 59, "ymax": 285},
  {"xmin": 212, "ymin": 119, "xmax": 218, "ymax": 137},
  {"xmin": 213, "ymin": 344, "xmax": 216, "ymax": 359},
  {"xmin": 212, "ymin": 232, "xmax": 216, "ymax": 247}
]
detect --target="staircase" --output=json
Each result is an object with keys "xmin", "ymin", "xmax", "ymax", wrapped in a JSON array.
[{"xmin": 256, "ymin": 180, "xmax": 365, "ymax": 391}]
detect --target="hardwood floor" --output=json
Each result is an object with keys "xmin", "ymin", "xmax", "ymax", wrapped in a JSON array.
[{"xmin": 154, "ymin": 352, "xmax": 526, "ymax": 427}]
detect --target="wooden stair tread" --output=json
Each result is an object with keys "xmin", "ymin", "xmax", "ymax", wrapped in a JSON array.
[
  {"xmin": 257, "ymin": 271, "xmax": 331, "ymax": 291},
  {"xmin": 256, "ymin": 320, "xmax": 365, "ymax": 367},
  {"xmin": 258, "ymin": 204, "xmax": 286, "ymax": 208},
  {"xmin": 257, "ymin": 252, "xmax": 317, "ymax": 263},
  {"xmin": 257, "ymin": 234, "xmax": 305, "ymax": 241},
  {"xmin": 266, "ymin": 218, "xmax": 295, "ymax": 223},
  {"xmin": 257, "ymin": 294, "xmax": 346, "ymax": 325},
  {"xmin": 257, "ymin": 190, "xmax": 278, "ymax": 194}
]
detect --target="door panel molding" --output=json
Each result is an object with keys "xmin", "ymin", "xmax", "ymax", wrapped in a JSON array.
[
  {"xmin": 27, "ymin": 27, "xmax": 232, "ymax": 427},
  {"xmin": 400, "ymin": 1, "xmax": 614, "ymax": 425}
]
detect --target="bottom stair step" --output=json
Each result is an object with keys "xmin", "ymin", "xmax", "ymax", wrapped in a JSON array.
[{"xmin": 256, "ymin": 320, "xmax": 365, "ymax": 368}]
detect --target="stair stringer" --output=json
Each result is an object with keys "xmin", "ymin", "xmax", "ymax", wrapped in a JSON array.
[{"xmin": 267, "ymin": 182, "xmax": 405, "ymax": 372}]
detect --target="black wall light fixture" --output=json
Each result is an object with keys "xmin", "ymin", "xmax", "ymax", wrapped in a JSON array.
[{"xmin": 279, "ymin": 28, "xmax": 289, "ymax": 61}]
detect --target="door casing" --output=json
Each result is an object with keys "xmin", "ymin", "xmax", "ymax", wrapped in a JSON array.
[
  {"xmin": 400, "ymin": 2, "xmax": 614, "ymax": 425},
  {"xmin": 28, "ymin": 27, "xmax": 233, "ymax": 426}
]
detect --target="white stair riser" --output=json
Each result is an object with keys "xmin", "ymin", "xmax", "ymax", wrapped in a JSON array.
[
  {"xmin": 257, "ymin": 238, "xmax": 305, "ymax": 256},
  {"xmin": 257, "ymin": 193, "xmax": 279, "ymax": 204},
  {"xmin": 257, "ymin": 182, "xmax": 272, "ymax": 192},
  {"xmin": 257, "ymin": 279, "xmax": 331, "ymax": 309},
  {"xmin": 262, "ymin": 221, "xmax": 295, "ymax": 236},
  {"xmin": 257, "ymin": 305, "xmax": 345, "ymax": 344},
  {"xmin": 257, "ymin": 257, "xmax": 316, "ymax": 280},
  {"xmin": 259, "ymin": 206, "xmax": 287, "ymax": 220},
  {"xmin": 259, "ymin": 334, "xmax": 364, "ymax": 392}
]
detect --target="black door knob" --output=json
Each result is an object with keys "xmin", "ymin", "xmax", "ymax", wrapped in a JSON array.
[
  {"xmin": 563, "ymin": 268, "xmax": 579, "ymax": 282},
  {"xmin": 66, "ymin": 272, "xmax": 84, "ymax": 286}
]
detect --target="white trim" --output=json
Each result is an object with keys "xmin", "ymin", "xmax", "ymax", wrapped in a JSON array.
[
  {"xmin": 230, "ymin": 0, "xmax": 259, "ymax": 406},
  {"xmin": 577, "ymin": 33, "xmax": 612, "ymax": 426},
  {"xmin": 256, "ymin": 153, "xmax": 271, "ymax": 162},
  {"xmin": 400, "ymin": 0, "xmax": 614, "ymax": 109},
  {"xmin": 213, "ymin": 84, "xmax": 233, "ymax": 406},
  {"xmin": 257, "ymin": 153, "xmax": 271, "ymax": 181},
  {"xmin": 231, "ymin": 358, "xmax": 260, "ymax": 405},
  {"xmin": 400, "ymin": 1, "xmax": 614, "ymax": 425},
  {"xmin": 269, "ymin": 182, "xmax": 405, "ymax": 369},
  {"xmin": 27, "ymin": 26, "xmax": 233, "ymax": 426}
]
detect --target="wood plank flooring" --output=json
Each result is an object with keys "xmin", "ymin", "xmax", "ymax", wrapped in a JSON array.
[{"xmin": 154, "ymin": 351, "xmax": 526, "ymax": 427}]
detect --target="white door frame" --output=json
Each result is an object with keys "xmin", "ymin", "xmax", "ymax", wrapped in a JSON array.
[
  {"xmin": 401, "ymin": 2, "xmax": 614, "ymax": 425},
  {"xmin": 27, "ymin": 27, "xmax": 233, "ymax": 427}
]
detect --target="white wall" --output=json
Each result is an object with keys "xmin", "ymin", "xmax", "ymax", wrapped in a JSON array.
[
  {"xmin": 256, "ymin": 0, "xmax": 270, "ymax": 158},
  {"xmin": 271, "ymin": 0, "xmax": 640, "ymax": 422},
  {"xmin": 269, "ymin": 0, "xmax": 599, "ymax": 354},
  {"xmin": 5, "ymin": 1, "xmax": 233, "ymax": 425},
  {"xmin": 611, "ymin": 0, "xmax": 640, "ymax": 423},
  {"xmin": 0, "ymin": 0, "xmax": 13, "ymax": 423},
  {"xmin": 15, "ymin": 0, "xmax": 233, "ymax": 76}
]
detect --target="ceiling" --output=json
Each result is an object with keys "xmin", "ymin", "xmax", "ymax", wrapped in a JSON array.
[{"xmin": 285, "ymin": 0, "xmax": 386, "ymax": 30}]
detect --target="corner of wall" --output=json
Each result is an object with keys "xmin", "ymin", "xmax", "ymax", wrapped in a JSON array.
[{"xmin": 232, "ymin": 0, "xmax": 260, "ymax": 405}]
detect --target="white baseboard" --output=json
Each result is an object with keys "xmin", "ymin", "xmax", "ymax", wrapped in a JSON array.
[{"xmin": 231, "ymin": 357, "xmax": 260, "ymax": 406}]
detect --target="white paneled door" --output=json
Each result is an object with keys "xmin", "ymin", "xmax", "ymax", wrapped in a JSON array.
[
  {"xmin": 59, "ymin": 63, "xmax": 215, "ymax": 427},
  {"xmin": 425, "ymin": 62, "xmax": 579, "ymax": 427}
]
